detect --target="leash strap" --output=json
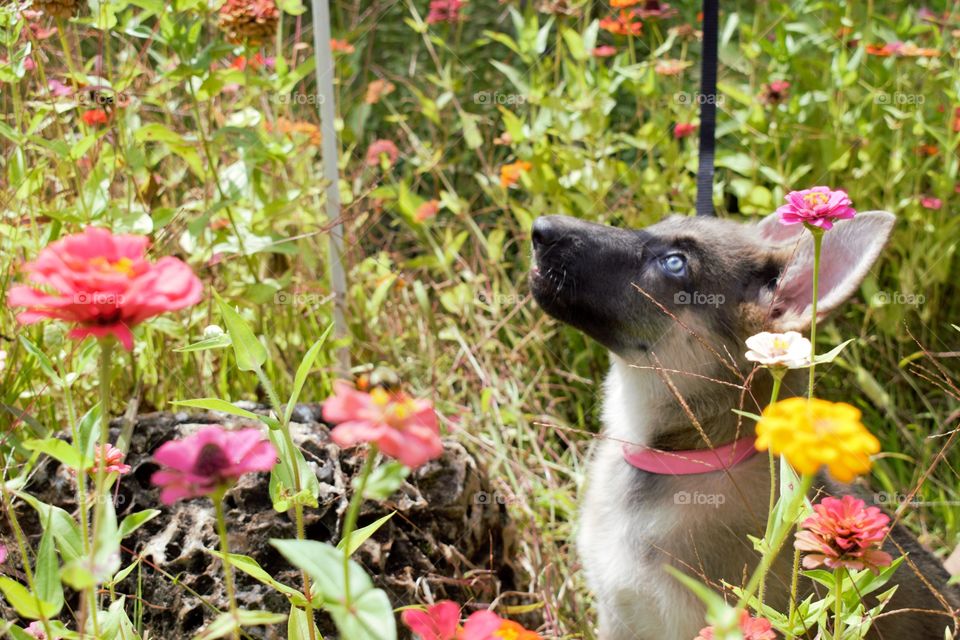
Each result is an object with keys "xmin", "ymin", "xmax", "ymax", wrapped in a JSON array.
[{"xmin": 695, "ymin": 0, "xmax": 720, "ymax": 217}]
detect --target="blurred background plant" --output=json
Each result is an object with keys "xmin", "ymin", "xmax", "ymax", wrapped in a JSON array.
[{"xmin": 1, "ymin": 0, "xmax": 958, "ymax": 636}]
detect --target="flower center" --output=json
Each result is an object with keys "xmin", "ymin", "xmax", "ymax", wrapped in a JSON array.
[
  {"xmin": 771, "ymin": 337, "xmax": 789, "ymax": 354},
  {"xmin": 193, "ymin": 443, "xmax": 231, "ymax": 477},
  {"xmin": 371, "ymin": 387, "xmax": 419, "ymax": 427},
  {"xmin": 90, "ymin": 256, "xmax": 136, "ymax": 277},
  {"xmin": 802, "ymin": 191, "xmax": 830, "ymax": 207}
]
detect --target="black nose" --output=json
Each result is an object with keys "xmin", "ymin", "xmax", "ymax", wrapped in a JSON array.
[{"xmin": 532, "ymin": 216, "xmax": 562, "ymax": 247}]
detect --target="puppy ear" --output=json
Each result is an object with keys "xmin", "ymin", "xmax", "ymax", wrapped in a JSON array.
[
  {"xmin": 757, "ymin": 211, "xmax": 806, "ymax": 245},
  {"xmin": 768, "ymin": 211, "xmax": 895, "ymax": 331}
]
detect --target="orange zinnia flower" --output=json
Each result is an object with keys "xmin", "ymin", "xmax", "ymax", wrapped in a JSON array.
[
  {"xmin": 600, "ymin": 10, "xmax": 642, "ymax": 36},
  {"xmin": 500, "ymin": 160, "xmax": 532, "ymax": 188}
]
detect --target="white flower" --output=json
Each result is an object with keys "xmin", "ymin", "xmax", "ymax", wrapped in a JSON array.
[
  {"xmin": 745, "ymin": 331, "xmax": 812, "ymax": 369},
  {"xmin": 202, "ymin": 325, "xmax": 224, "ymax": 339}
]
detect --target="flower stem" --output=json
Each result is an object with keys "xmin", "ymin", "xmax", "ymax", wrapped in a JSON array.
[
  {"xmin": 88, "ymin": 338, "xmax": 114, "ymax": 628},
  {"xmin": 759, "ymin": 370, "xmax": 784, "ymax": 605},
  {"xmin": 214, "ymin": 493, "xmax": 241, "ymax": 640},
  {"xmin": 833, "ymin": 568, "xmax": 846, "ymax": 640},
  {"xmin": 807, "ymin": 228, "xmax": 824, "ymax": 398},
  {"xmin": 342, "ymin": 446, "xmax": 378, "ymax": 610}
]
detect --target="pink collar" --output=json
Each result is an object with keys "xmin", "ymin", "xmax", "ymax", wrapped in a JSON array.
[{"xmin": 622, "ymin": 435, "xmax": 759, "ymax": 475}]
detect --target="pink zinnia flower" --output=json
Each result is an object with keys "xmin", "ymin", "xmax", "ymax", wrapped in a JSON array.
[
  {"xmin": 592, "ymin": 45, "xmax": 617, "ymax": 58},
  {"xmin": 0, "ymin": 543, "xmax": 6, "ymax": 564},
  {"xmin": 365, "ymin": 139, "xmax": 400, "ymax": 167},
  {"xmin": 462, "ymin": 611, "xmax": 541, "ymax": 640},
  {"xmin": 402, "ymin": 601, "xmax": 461, "ymax": 640},
  {"xmin": 920, "ymin": 196, "xmax": 942, "ymax": 210},
  {"xmin": 427, "ymin": 0, "xmax": 464, "ymax": 24},
  {"xmin": 7, "ymin": 228, "xmax": 203, "ymax": 350},
  {"xmin": 88, "ymin": 443, "xmax": 131, "ymax": 475},
  {"xmin": 694, "ymin": 610, "xmax": 777, "ymax": 640},
  {"xmin": 775, "ymin": 186, "xmax": 856, "ymax": 230},
  {"xmin": 795, "ymin": 495, "xmax": 893, "ymax": 573},
  {"xmin": 673, "ymin": 122, "xmax": 697, "ymax": 139},
  {"xmin": 322, "ymin": 381, "xmax": 442, "ymax": 468},
  {"xmin": 150, "ymin": 426, "xmax": 277, "ymax": 504}
]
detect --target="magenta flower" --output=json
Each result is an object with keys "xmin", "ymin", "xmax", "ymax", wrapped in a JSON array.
[
  {"xmin": 7, "ymin": 227, "xmax": 203, "ymax": 350},
  {"xmin": 150, "ymin": 426, "xmax": 277, "ymax": 505},
  {"xmin": 322, "ymin": 381, "xmax": 443, "ymax": 468},
  {"xmin": 426, "ymin": 0, "xmax": 464, "ymax": 24},
  {"xmin": 695, "ymin": 611, "xmax": 776, "ymax": 640},
  {"xmin": 401, "ymin": 601, "xmax": 460, "ymax": 640},
  {"xmin": 795, "ymin": 495, "xmax": 893, "ymax": 573},
  {"xmin": 0, "ymin": 543, "xmax": 6, "ymax": 564},
  {"xmin": 920, "ymin": 196, "xmax": 943, "ymax": 210},
  {"xmin": 775, "ymin": 186, "xmax": 856, "ymax": 230}
]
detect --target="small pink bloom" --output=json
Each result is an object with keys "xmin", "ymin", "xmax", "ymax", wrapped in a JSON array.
[
  {"xmin": 427, "ymin": 0, "xmax": 464, "ymax": 24},
  {"xmin": 150, "ymin": 426, "xmax": 277, "ymax": 504},
  {"xmin": 322, "ymin": 381, "xmax": 442, "ymax": 468},
  {"xmin": 920, "ymin": 196, "xmax": 942, "ymax": 210},
  {"xmin": 48, "ymin": 78, "xmax": 72, "ymax": 97},
  {"xmin": 415, "ymin": 200, "xmax": 440, "ymax": 222},
  {"xmin": 365, "ymin": 139, "xmax": 400, "ymax": 168},
  {"xmin": 7, "ymin": 228, "xmax": 203, "ymax": 350},
  {"xmin": 760, "ymin": 80, "xmax": 791, "ymax": 105},
  {"xmin": 0, "ymin": 543, "xmax": 6, "ymax": 564},
  {"xmin": 694, "ymin": 610, "xmax": 777, "ymax": 640},
  {"xmin": 402, "ymin": 601, "xmax": 461, "ymax": 640},
  {"xmin": 592, "ymin": 45, "xmax": 617, "ymax": 58},
  {"xmin": 775, "ymin": 186, "xmax": 856, "ymax": 230},
  {"xmin": 673, "ymin": 122, "xmax": 697, "ymax": 139},
  {"xmin": 25, "ymin": 622, "xmax": 48, "ymax": 640},
  {"xmin": 794, "ymin": 495, "xmax": 893, "ymax": 573},
  {"xmin": 89, "ymin": 443, "xmax": 131, "ymax": 475}
]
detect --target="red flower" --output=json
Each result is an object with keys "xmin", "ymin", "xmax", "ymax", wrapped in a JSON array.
[
  {"xmin": 7, "ymin": 228, "xmax": 203, "ymax": 350},
  {"xmin": 673, "ymin": 122, "xmax": 697, "ymax": 139},
  {"xmin": 427, "ymin": 0, "xmax": 465, "ymax": 24},
  {"xmin": 230, "ymin": 52, "xmax": 272, "ymax": 71},
  {"xmin": 330, "ymin": 39, "xmax": 355, "ymax": 54},
  {"xmin": 592, "ymin": 45, "xmax": 617, "ymax": 58},
  {"xmin": 322, "ymin": 381, "xmax": 442, "ymax": 468},
  {"xmin": 365, "ymin": 139, "xmax": 400, "ymax": 167},
  {"xmin": 150, "ymin": 426, "xmax": 277, "ymax": 504},
  {"xmin": 402, "ymin": 601, "xmax": 460, "ymax": 640},
  {"xmin": 416, "ymin": 200, "xmax": 440, "ymax": 222},
  {"xmin": 795, "ymin": 495, "xmax": 893, "ymax": 573},
  {"xmin": 600, "ymin": 10, "xmax": 642, "ymax": 36},
  {"xmin": 695, "ymin": 611, "xmax": 776, "ymax": 640},
  {"xmin": 920, "ymin": 196, "xmax": 942, "ymax": 210},
  {"xmin": 82, "ymin": 109, "xmax": 110, "ymax": 126},
  {"xmin": 866, "ymin": 42, "xmax": 902, "ymax": 57},
  {"xmin": 775, "ymin": 186, "xmax": 856, "ymax": 230}
]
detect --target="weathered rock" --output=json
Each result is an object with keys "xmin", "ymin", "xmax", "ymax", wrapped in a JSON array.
[{"xmin": 10, "ymin": 405, "xmax": 515, "ymax": 638}]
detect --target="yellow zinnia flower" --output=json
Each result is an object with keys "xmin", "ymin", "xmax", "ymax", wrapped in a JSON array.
[{"xmin": 755, "ymin": 397, "xmax": 880, "ymax": 483}]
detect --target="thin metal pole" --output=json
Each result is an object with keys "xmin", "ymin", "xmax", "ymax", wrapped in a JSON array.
[{"xmin": 311, "ymin": 0, "xmax": 351, "ymax": 374}]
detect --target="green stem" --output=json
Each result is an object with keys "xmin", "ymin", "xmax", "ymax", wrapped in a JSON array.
[
  {"xmin": 807, "ymin": 228, "xmax": 824, "ymax": 398},
  {"xmin": 88, "ymin": 338, "xmax": 114, "ymax": 633},
  {"xmin": 786, "ymin": 546, "xmax": 802, "ymax": 639},
  {"xmin": 759, "ymin": 371, "xmax": 784, "ymax": 605},
  {"xmin": 256, "ymin": 370, "xmax": 316, "ymax": 640},
  {"xmin": 342, "ymin": 446, "xmax": 378, "ymax": 610},
  {"xmin": 833, "ymin": 568, "xmax": 846, "ymax": 640},
  {"xmin": 214, "ymin": 493, "xmax": 241, "ymax": 640}
]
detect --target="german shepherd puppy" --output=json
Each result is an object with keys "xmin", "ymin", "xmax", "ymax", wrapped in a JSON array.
[{"xmin": 530, "ymin": 212, "xmax": 959, "ymax": 640}]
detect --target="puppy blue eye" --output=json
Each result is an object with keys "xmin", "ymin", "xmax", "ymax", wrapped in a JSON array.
[{"xmin": 661, "ymin": 254, "xmax": 687, "ymax": 276}]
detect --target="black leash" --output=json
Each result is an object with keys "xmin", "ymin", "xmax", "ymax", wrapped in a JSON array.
[{"xmin": 695, "ymin": 0, "xmax": 720, "ymax": 217}]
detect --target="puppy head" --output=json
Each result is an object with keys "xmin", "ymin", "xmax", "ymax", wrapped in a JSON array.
[{"xmin": 530, "ymin": 211, "xmax": 895, "ymax": 362}]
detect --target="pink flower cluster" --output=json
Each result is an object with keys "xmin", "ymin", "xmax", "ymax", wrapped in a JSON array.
[
  {"xmin": 795, "ymin": 495, "xmax": 893, "ymax": 573},
  {"xmin": 7, "ymin": 228, "xmax": 202, "ymax": 350},
  {"xmin": 402, "ymin": 601, "xmax": 542, "ymax": 639}
]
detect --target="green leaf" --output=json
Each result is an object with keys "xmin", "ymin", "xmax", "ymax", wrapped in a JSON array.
[
  {"xmin": 214, "ymin": 291, "xmax": 267, "ymax": 372},
  {"xmin": 23, "ymin": 438, "xmax": 82, "ymax": 470},
  {"xmin": 119, "ymin": 509, "xmax": 161, "ymax": 539},
  {"xmin": 284, "ymin": 325, "xmax": 333, "ymax": 425},
  {"xmin": 271, "ymin": 539, "xmax": 396, "ymax": 640},
  {"xmin": 173, "ymin": 398, "xmax": 279, "ymax": 429},
  {"xmin": 18, "ymin": 336, "xmax": 62, "ymax": 386},
  {"xmin": 287, "ymin": 606, "xmax": 322, "ymax": 640},
  {"xmin": 811, "ymin": 338, "xmax": 855, "ymax": 365},
  {"xmin": 209, "ymin": 551, "xmax": 308, "ymax": 605},
  {"xmin": 337, "ymin": 512, "xmax": 394, "ymax": 556},
  {"xmin": 174, "ymin": 333, "xmax": 233, "ymax": 353},
  {"xmin": 16, "ymin": 494, "xmax": 83, "ymax": 562},
  {"xmin": 268, "ymin": 431, "xmax": 319, "ymax": 511},
  {"xmin": 0, "ymin": 577, "xmax": 58, "ymax": 620},
  {"xmin": 196, "ymin": 610, "xmax": 287, "ymax": 639},
  {"xmin": 35, "ymin": 517, "xmax": 64, "ymax": 616},
  {"xmin": 360, "ymin": 462, "xmax": 410, "ymax": 500}
]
